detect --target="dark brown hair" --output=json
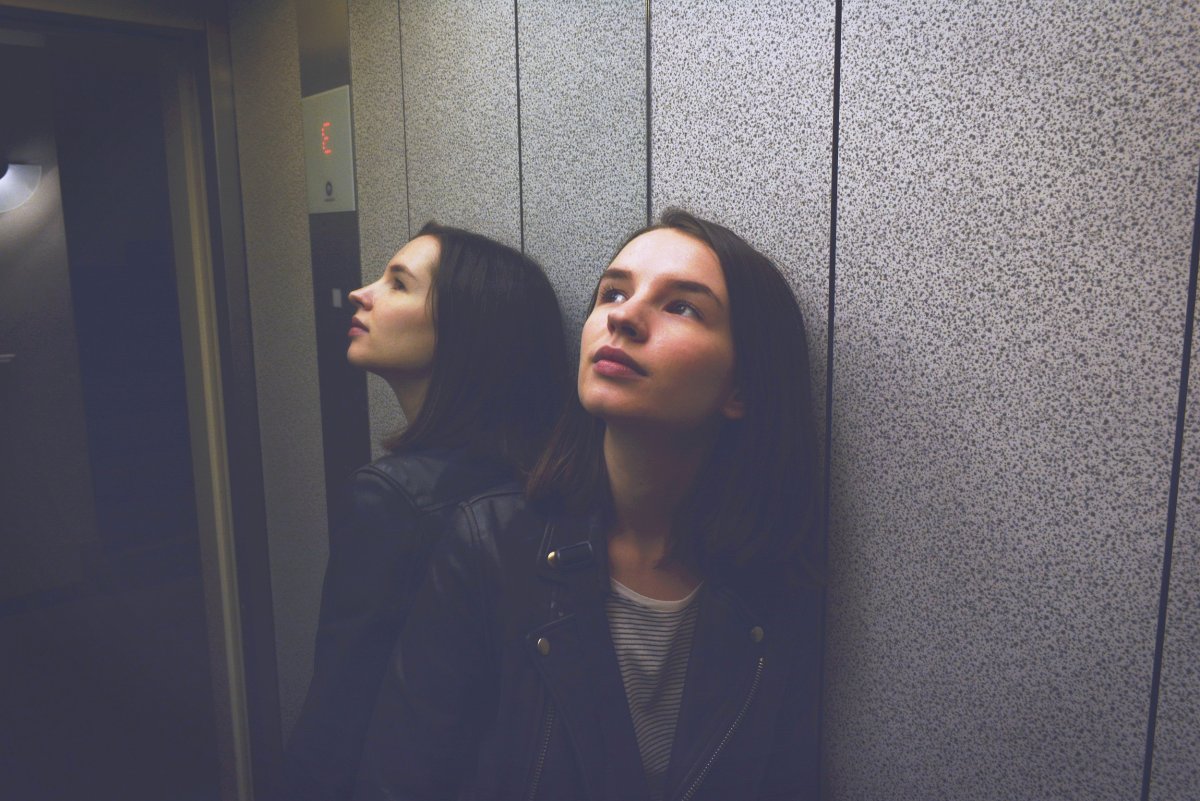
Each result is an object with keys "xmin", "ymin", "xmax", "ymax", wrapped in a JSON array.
[
  {"xmin": 386, "ymin": 222, "xmax": 570, "ymax": 475},
  {"xmin": 527, "ymin": 209, "xmax": 821, "ymax": 578}
]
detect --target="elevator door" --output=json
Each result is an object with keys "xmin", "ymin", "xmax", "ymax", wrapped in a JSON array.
[{"xmin": 0, "ymin": 27, "xmax": 221, "ymax": 801}]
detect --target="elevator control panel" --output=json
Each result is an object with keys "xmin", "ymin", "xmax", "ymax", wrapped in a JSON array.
[{"xmin": 301, "ymin": 85, "xmax": 356, "ymax": 213}]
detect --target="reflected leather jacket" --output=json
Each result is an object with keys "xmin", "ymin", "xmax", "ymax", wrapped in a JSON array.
[
  {"xmin": 281, "ymin": 447, "xmax": 517, "ymax": 801},
  {"xmin": 355, "ymin": 488, "xmax": 822, "ymax": 801}
]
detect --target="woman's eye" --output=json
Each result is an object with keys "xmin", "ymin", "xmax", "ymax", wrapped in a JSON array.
[
  {"xmin": 599, "ymin": 286, "xmax": 627, "ymax": 304},
  {"xmin": 392, "ymin": 278, "xmax": 406, "ymax": 291},
  {"xmin": 668, "ymin": 301, "xmax": 702, "ymax": 319}
]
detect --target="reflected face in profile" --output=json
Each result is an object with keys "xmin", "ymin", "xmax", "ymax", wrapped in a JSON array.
[
  {"xmin": 346, "ymin": 235, "xmax": 438, "ymax": 386},
  {"xmin": 578, "ymin": 228, "xmax": 743, "ymax": 431}
]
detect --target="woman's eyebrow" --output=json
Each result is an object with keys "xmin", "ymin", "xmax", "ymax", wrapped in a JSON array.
[
  {"xmin": 668, "ymin": 279, "xmax": 723, "ymax": 308},
  {"xmin": 389, "ymin": 263, "xmax": 417, "ymax": 278},
  {"xmin": 598, "ymin": 267, "xmax": 632, "ymax": 282},
  {"xmin": 599, "ymin": 267, "xmax": 723, "ymax": 308},
  {"xmin": 595, "ymin": 267, "xmax": 715, "ymax": 304}
]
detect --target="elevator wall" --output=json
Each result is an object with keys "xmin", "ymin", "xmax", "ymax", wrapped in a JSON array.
[
  {"xmin": 224, "ymin": 1, "xmax": 1200, "ymax": 796},
  {"xmin": 825, "ymin": 4, "xmax": 1197, "ymax": 798}
]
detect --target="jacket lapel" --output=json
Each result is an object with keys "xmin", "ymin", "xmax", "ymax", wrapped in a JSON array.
[
  {"xmin": 525, "ymin": 513, "xmax": 651, "ymax": 801},
  {"xmin": 662, "ymin": 582, "xmax": 767, "ymax": 801}
]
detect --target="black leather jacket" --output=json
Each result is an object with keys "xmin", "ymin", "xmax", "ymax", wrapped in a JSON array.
[
  {"xmin": 356, "ymin": 488, "xmax": 822, "ymax": 801},
  {"xmin": 281, "ymin": 447, "xmax": 517, "ymax": 801}
]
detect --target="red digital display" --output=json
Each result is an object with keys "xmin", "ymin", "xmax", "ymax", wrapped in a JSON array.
[{"xmin": 321, "ymin": 121, "xmax": 333, "ymax": 155}]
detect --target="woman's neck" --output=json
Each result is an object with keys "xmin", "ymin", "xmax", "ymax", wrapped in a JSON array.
[
  {"xmin": 603, "ymin": 422, "xmax": 716, "ymax": 597},
  {"xmin": 387, "ymin": 375, "xmax": 430, "ymax": 424}
]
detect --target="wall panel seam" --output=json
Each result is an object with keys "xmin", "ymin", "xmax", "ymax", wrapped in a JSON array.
[
  {"xmin": 396, "ymin": 3, "xmax": 412, "ymax": 240},
  {"xmin": 823, "ymin": 0, "xmax": 842, "ymax": 566},
  {"xmin": 1139, "ymin": 160, "xmax": 1200, "ymax": 801},
  {"xmin": 818, "ymin": 5, "xmax": 843, "ymax": 800},
  {"xmin": 644, "ymin": 0, "xmax": 652, "ymax": 223},
  {"xmin": 513, "ymin": 0, "xmax": 525, "ymax": 252}
]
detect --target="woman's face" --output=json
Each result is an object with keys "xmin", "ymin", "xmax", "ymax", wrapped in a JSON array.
[
  {"xmin": 578, "ymin": 228, "xmax": 743, "ymax": 431},
  {"xmin": 346, "ymin": 235, "xmax": 438, "ymax": 384}
]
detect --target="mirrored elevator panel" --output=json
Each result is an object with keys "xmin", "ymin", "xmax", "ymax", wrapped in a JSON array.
[{"xmin": 0, "ymin": 23, "xmax": 220, "ymax": 801}]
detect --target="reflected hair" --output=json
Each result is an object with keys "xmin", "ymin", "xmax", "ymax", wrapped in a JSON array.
[
  {"xmin": 528, "ymin": 209, "xmax": 822, "ymax": 579},
  {"xmin": 386, "ymin": 222, "xmax": 570, "ymax": 475}
]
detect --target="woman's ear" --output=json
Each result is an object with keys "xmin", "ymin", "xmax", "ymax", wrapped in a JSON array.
[{"xmin": 721, "ymin": 387, "xmax": 746, "ymax": 420}]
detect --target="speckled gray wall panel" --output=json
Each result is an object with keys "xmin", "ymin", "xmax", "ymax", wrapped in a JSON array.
[
  {"xmin": 650, "ymin": 0, "xmax": 835, "ymax": 449},
  {"xmin": 350, "ymin": 0, "xmax": 408, "ymax": 457},
  {"xmin": 825, "ymin": 3, "xmax": 1200, "ymax": 799},
  {"xmin": 1151, "ymin": 282, "xmax": 1200, "ymax": 798},
  {"xmin": 228, "ymin": 0, "xmax": 328, "ymax": 738},
  {"xmin": 517, "ymin": 0, "xmax": 646, "ymax": 339},
  {"xmin": 399, "ymin": 0, "xmax": 520, "ymax": 248}
]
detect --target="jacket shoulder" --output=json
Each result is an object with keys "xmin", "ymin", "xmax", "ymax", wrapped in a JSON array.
[
  {"xmin": 451, "ymin": 488, "xmax": 548, "ymax": 559},
  {"xmin": 423, "ymin": 490, "xmax": 554, "ymax": 617},
  {"xmin": 354, "ymin": 447, "xmax": 519, "ymax": 513}
]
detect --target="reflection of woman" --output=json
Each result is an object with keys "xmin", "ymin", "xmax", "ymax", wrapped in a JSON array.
[
  {"xmin": 281, "ymin": 223, "xmax": 570, "ymax": 801},
  {"xmin": 358, "ymin": 211, "xmax": 822, "ymax": 800}
]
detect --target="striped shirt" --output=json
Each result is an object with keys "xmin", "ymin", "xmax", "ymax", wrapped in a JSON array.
[{"xmin": 606, "ymin": 578, "xmax": 701, "ymax": 800}]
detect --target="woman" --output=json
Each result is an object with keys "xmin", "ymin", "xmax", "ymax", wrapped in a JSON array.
[
  {"xmin": 281, "ymin": 223, "xmax": 570, "ymax": 801},
  {"xmin": 358, "ymin": 210, "xmax": 823, "ymax": 800}
]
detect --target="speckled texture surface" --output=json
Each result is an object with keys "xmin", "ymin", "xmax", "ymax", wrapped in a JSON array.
[
  {"xmin": 517, "ymin": 0, "xmax": 646, "ymax": 341},
  {"xmin": 1151, "ymin": 256, "xmax": 1200, "ymax": 798},
  {"xmin": 349, "ymin": 0, "xmax": 408, "ymax": 457},
  {"xmin": 825, "ymin": 3, "xmax": 1200, "ymax": 799},
  {"xmin": 228, "ymin": 0, "xmax": 328, "ymax": 739},
  {"xmin": 398, "ymin": 0, "xmax": 521, "ymax": 248},
  {"xmin": 650, "ymin": 0, "xmax": 835, "ymax": 459}
]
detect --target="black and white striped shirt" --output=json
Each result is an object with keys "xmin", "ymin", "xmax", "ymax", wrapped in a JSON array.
[{"xmin": 605, "ymin": 579, "xmax": 701, "ymax": 799}]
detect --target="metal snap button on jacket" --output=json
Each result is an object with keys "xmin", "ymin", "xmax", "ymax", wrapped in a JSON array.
[{"xmin": 536, "ymin": 637, "xmax": 551, "ymax": 656}]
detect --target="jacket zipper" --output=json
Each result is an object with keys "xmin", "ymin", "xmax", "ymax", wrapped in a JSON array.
[
  {"xmin": 678, "ymin": 656, "xmax": 766, "ymax": 801},
  {"xmin": 526, "ymin": 703, "xmax": 555, "ymax": 801}
]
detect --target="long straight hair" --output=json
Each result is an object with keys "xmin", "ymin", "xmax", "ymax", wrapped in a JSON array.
[
  {"xmin": 528, "ymin": 210, "xmax": 822, "ymax": 579},
  {"xmin": 387, "ymin": 222, "xmax": 570, "ymax": 475}
]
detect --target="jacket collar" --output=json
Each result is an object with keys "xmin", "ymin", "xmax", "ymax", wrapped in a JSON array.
[
  {"xmin": 528, "ymin": 511, "xmax": 647, "ymax": 801},
  {"xmin": 526, "ymin": 510, "xmax": 770, "ymax": 801},
  {"xmin": 662, "ymin": 583, "xmax": 768, "ymax": 801}
]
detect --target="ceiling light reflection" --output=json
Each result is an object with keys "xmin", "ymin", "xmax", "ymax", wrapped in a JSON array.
[{"xmin": 0, "ymin": 163, "xmax": 43, "ymax": 213}]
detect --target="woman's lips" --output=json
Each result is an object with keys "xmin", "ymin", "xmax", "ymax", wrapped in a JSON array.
[
  {"xmin": 348, "ymin": 318, "xmax": 368, "ymax": 337},
  {"xmin": 593, "ymin": 345, "xmax": 646, "ymax": 377}
]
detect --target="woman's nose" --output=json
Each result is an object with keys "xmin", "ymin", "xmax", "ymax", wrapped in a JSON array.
[
  {"xmin": 348, "ymin": 286, "xmax": 369, "ymax": 309},
  {"xmin": 606, "ymin": 302, "xmax": 645, "ymax": 341}
]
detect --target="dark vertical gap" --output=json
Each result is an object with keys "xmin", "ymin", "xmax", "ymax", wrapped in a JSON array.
[
  {"xmin": 1140, "ymin": 160, "xmax": 1200, "ymax": 801},
  {"xmin": 817, "ymin": 3, "xmax": 843, "ymax": 798},
  {"xmin": 513, "ymin": 0, "xmax": 525, "ymax": 252},
  {"xmin": 644, "ymin": 0, "xmax": 652, "ymax": 225},
  {"xmin": 396, "ymin": 2, "xmax": 412, "ymax": 240}
]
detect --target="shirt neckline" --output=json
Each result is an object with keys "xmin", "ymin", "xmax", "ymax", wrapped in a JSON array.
[{"xmin": 609, "ymin": 577, "xmax": 702, "ymax": 612}]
